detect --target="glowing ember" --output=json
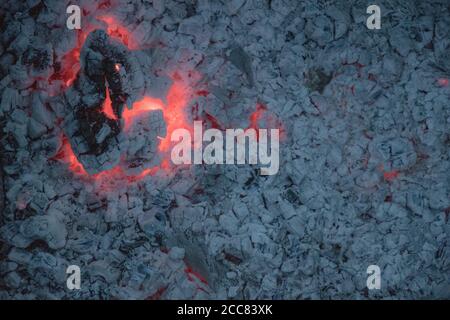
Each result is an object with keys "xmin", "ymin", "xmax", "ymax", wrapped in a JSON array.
[
  {"xmin": 53, "ymin": 25, "xmax": 98, "ymax": 88},
  {"xmin": 97, "ymin": 0, "xmax": 112, "ymax": 10},
  {"xmin": 102, "ymin": 84, "xmax": 118, "ymax": 120},
  {"xmin": 54, "ymin": 72, "xmax": 194, "ymax": 182},
  {"xmin": 59, "ymin": 47, "xmax": 80, "ymax": 87},
  {"xmin": 185, "ymin": 267, "xmax": 208, "ymax": 285},
  {"xmin": 51, "ymin": 14, "xmax": 138, "ymax": 89},
  {"xmin": 52, "ymin": 136, "xmax": 160, "ymax": 183},
  {"xmin": 195, "ymin": 90, "xmax": 209, "ymax": 97},
  {"xmin": 384, "ymin": 170, "xmax": 399, "ymax": 181},
  {"xmin": 51, "ymin": 136, "xmax": 88, "ymax": 176},
  {"xmin": 159, "ymin": 75, "xmax": 193, "ymax": 152},
  {"xmin": 122, "ymin": 96, "xmax": 164, "ymax": 130},
  {"xmin": 247, "ymin": 103, "xmax": 284, "ymax": 140},
  {"xmin": 437, "ymin": 78, "xmax": 449, "ymax": 87},
  {"xmin": 48, "ymin": 41, "xmax": 79, "ymax": 88},
  {"xmin": 204, "ymin": 112, "xmax": 223, "ymax": 130},
  {"xmin": 51, "ymin": 11, "xmax": 196, "ymax": 183},
  {"xmin": 52, "ymin": 14, "xmax": 283, "ymax": 183},
  {"xmin": 378, "ymin": 164, "xmax": 400, "ymax": 182},
  {"xmin": 145, "ymin": 287, "xmax": 167, "ymax": 300},
  {"xmin": 248, "ymin": 103, "xmax": 267, "ymax": 131},
  {"xmin": 97, "ymin": 15, "xmax": 139, "ymax": 50},
  {"xmin": 184, "ymin": 265, "xmax": 209, "ymax": 293},
  {"xmin": 91, "ymin": 165, "xmax": 159, "ymax": 183},
  {"xmin": 121, "ymin": 72, "xmax": 194, "ymax": 152}
]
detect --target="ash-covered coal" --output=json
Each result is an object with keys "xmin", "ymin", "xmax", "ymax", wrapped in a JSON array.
[{"xmin": 60, "ymin": 29, "xmax": 165, "ymax": 175}]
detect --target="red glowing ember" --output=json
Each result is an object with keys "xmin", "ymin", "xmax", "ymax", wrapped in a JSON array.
[
  {"xmin": 51, "ymin": 25, "xmax": 98, "ymax": 89},
  {"xmin": 97, "ymin": 0, "xmax": 112, "ymax": 10},
  {"xmin": 384, "ymin": 170, "xmax": 399, "ymax": 181},
  {"xmin": 247, "ymin": 103, "xmax": 284, "ymax": 140},
  {"xmin": 54, "ymin": 72, "xmax": 195, "ymax": 182},
  {"xmin": 122, "ymin": 96, "xmax": 164, "ymax": 130},
  {"xmin": 437, "ymin": 78, "xmax": 449, "ymax": 87},
  {"xmin": 97, "ymin": 15, "xmax": 139, "ymax": 50},
  {"xmin": 102, "ymin": 84, "xmax": 118, "ymax": 120},
  {"xmin": 160, "ymin": 75, "xmax": 194, "ymax": 151},
  {"xmin": 50, "ymin": 14, "xmax": 139, "ymax": 90},
  {"xmin": 122, "ymin": 72, "xmax": 194, "ymax": 154},
  {"xmin": 52, "ymin": 15, "xmax": 284, "ymax": 184},
  {"xmin": 52, "ymin": 136, "xmax": 161, "ymax": 183},
  {"xmin": 185, "ymin": 267, "xmax": 209, "ymax": 285},
  {"xmin": 248, "ymin": 103, "xmax": 267, "ymax": 131},
  {"xmin": 49, "ymin": 12, "xmax": 201, "ymax": 183},
  {"xmin": 51, "ymin": 136, "xmax": 88, "ymax": 176}
]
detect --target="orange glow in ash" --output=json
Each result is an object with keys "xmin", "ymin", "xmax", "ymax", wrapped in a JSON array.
[
  {"xmin": 91, "ymin": 165, "xmax": 159, "ymax": 183},
  {"xmin": 54, "ymin": 71, "xmax": 195, "ymax": 183},
  {"xmin": 185, "ymin": 266, "xmax": 209, "ymax": 285},
  {"xmin": 53, "ymin": 136, "xmax": 161, "ymax": 184},
  {"xmin": 122, "ymin": 71, "xmax": 196, "ymax": 152},
  {"xmin": 383, "ymin": 170, "xmax": 399, "ymax": 181},
  {"xmin": 52, "ymin": 16, "xmax": 287, "ymax": 185},
  {"xmin": 184, "ymin": 263, "xmax": 209, "ymax": 293},
  {"xmin": 48, "ymin": 43, "xmax": 78, "ymax": 88},
  {"xmin": 97, "ymin": 0, "xmax": 112, "ymax": 10},
  {"xmin": 121, "ymin": 74, "xmax": 195, "ymax": 152},
  {"xmin": 159, "ymin": 74, "xmax": 193, "ymax": 152},
  {"xmin": 122, "ymin": 96, "xmax": 164, "ymax": 130},
  {"xmin": 51, "ymin": 14, "xmax": 138, "ymax": 89},
  {"xmin": 97, "ymin": 15, "xmax": 139, "ymax": 50},
  {"xmin": 50, "ymin": 12, "xmax": 196, "ymax": 184},
  {"xmin": 52, "ymin": 25, "xmax": 98, "ymax": 89},
  {"xmin": 247, "ymin": 103, "xmax": 285, "ymax": 140},
  {"xmin": 102, "ymin": 85, "xmax": 118, "ymax": 120},
  {"xmin": 60, "ymin": 48, "xmax": 80, "ymax": 87},
  {"xmin": 51, "ymin": 137, "xmax": 88, "ymax": 176},
  {"xmin": 437, "ymin": 78, "xmax": 449, "ymax": 87},
  {"xmin": 53, "ymin": 13, "xmax": 196, "ymax": 155},
  {"xmin": 248, "ymin": 103, "xmax": 267, "ymax": 131},
  {"xmin": 378, "ymin": 164, "xmax": 400, "ymax": 182}
]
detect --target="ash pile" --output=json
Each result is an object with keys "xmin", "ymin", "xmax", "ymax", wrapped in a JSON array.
[{"xmin": 0, "ymin": 0, "xmax": 449, "ymax": 299}]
